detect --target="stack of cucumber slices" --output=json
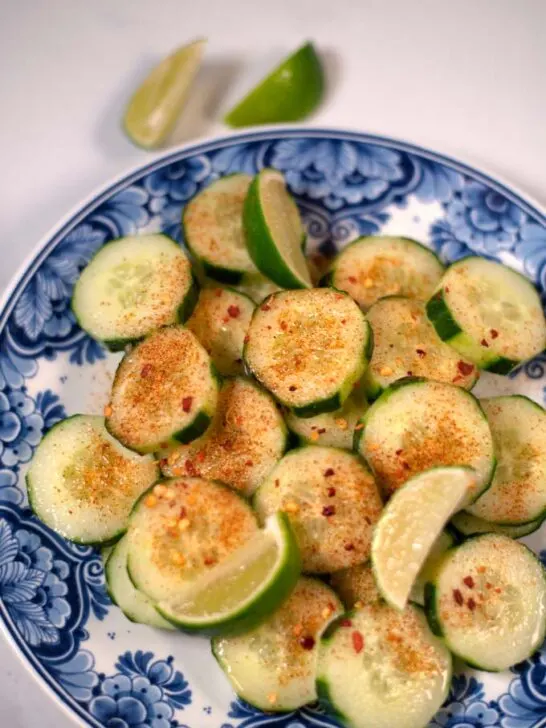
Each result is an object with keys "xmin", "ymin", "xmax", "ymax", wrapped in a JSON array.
[{"xmin": 28, "ymin": 167, "xmax": 546, "ymax": 728}]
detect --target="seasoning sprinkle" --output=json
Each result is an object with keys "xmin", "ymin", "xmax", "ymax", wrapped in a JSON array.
[
  {"xmin": 348, "ymin": 276, "xmax": 357, "ymax": 283},
  {"xmin": 453, "ymin": 588, "xmax": 464, "ymax": 606},
  {"xmin": 481, "ymin": 339, "xmax": 489, "ymax": 347},
  {"xmin": 182, "ymin": 396, "xmax": 193, "ymax": 413},
  {"xmin": 171, "ymin": 551, "xmax": 185, "ymax": 566},
  {"xmin": 340, "ymin": 619, "xmax": 352, "ymax": 627},
  {"xmin": 300, "ymin": 635, "xmax": 316, "ymax": 650},
  {"xmin": 463, "ymin": 576, "xmax": 475, "ymax": 588},
  {"xmin": 457, "ymin": 361, "xmax": 474, "ymax": 376},
  {"xmin": 344, "ymin": 543, "xmax": 355, "ymax": 551},
  {"xmin": 467, "ymin": 598, "xmax": 477, "ymax": 611},
  {"xmin": 352, "ymin": 631, "xmax": 364, "ymax": 653},
  {"xmin": 228, "ymin": 305, "xmax": 240, "ymax": 318},
  {"xmin": 104, "ymin": 404, "xmax": 113, "ymax": 417},
  {"xmin": 490, "ymin": 329, "xmax": 499, "ymax": 339},
  {"xmin": 178, "ymin": 518, "xmax": 191, "ymax": 532},
  {"xmin": 416, "ymin": 349, "xmax": 426, "ymax": 358},
  {"xmin": 322, "ymin": 505, "xmax": 336, "ymax": 517},
  {"xmin": 324, "ymin": 468, "xmax": 335, "ymax": 477},
  {"xmin": 327, "ymin": 486, "xmax": 336, "ymax": 497},
  {"xmin": 289, "ymin": 385, "xmax": 297, "ymax": 391}
]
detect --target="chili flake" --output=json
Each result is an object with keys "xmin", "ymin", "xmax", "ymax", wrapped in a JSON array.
[
  {"xmin": 261, "ymin": 303, "xmax": 270, "ymax": 311},
  {"xmin": 171, "ymin": 551, "xmax": 185, "ymax": 566},
  {"xmin": 416, "ymin": 349, "xmax": 426, "ymax": 358},
  {"xmin": 324, "ymin": 468, "xmax": 335, "ymax": 477},
  {"xmin": 344, "ymin": 543, "xmax": 355, "ymax": 551},
  {"xmin": 185, "ymin": 460, "xmax": 198, "ymax": 476},
  {"xmin": 490, "ymin": 329, "xmax": 499, "ymax": 339},
  {"xmin": 457, "ymin": 361, "xmax": 474, "ymax": 376},
  {"xmin": 467, "ymin": 598, "xmax": 477, "ymax": 611},
  {"xmin": 453, "ymin": 589, "xmax": 464, "ymax": 606},
  {"xmin": 463, "ymin": 576, "xmax": 475, "ymax": 588},
  {"xmin": 322, "ymin": 505, "xmax": 336, "ymax": 517},
  {"xmin": 182, "ymin": 396, "xmax": 193, "ymax": 413},
  {"xmin": 289, "ymin": 385, "xmax": 297, "ymax": 391},
  {"xmin": 141, "ymin": 364, "xmax": 153, "ymax": 378},
  {"xmin": 348, "ymin": 276, "xmax": 357, "ymax": 283},
  {"xmin": 481, "ymin": 339, "xmax": 489, "ymax": 347},
  {"xmin": 280, "ymin": 321, "xmax": 288, "ymax": 331},
  {"xmin": 317, "ymin": 428, "xmax": 326, "ymax": 434},
  {"xmin": 352, "ymin": 631, "xmax": 364, "ymax": 653},
  {"xmin": 327, "ymin": 486, "xmax": 336, "ymax": 497},
  {"xmin": 228, "ymin": 305, "xmax": 240, "ymax": 318},
  {"xmin": 340, "ymin": 618, "xmax": 352, "ymax": 627}
]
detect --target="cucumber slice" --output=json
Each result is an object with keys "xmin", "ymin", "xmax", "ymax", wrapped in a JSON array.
[
  {"xmin": 157, "ymin": 512, "xmax": 301, "ymax": 635},
  {"xmin": 426, "ymin": 257, "xmax": 546, "ymax": 374},
  {"xmin": 285, "ymin": 386, "xmax": 368, "ymax": 450},
  {"xmin": 107, "ymin": 325, "xmax": 219, "ymax": 453},
  {"xmin": 324, "ymin": 236, "xmax": 444, "ymax": 311},
  {"xmin": 372, "ymin": 467, "xmax": 477, "ymax": 609},
  {"xmin": 27, "ymin": 415, "xmax": 159, "ymax": 545},
  {"xmin": 316, "ymin": 603, "xmax": 452, "ymax": 728},
  {"xmin": 126, "ymin": 477, "xmax": 259, "ymax": 602},
  {"xmin": 186, "ymin": 287, "xmax": 255, "ymax": 376},
  {"xmin": 425, "ymin": 533, "xmax": 546, "ymax": 671},
  {"xmin": 183, "ymin": 174, "xmax": 258, "ymax": 284},
  {"xmin": 72, "ymin": 234, "xmax": 196, "ymax": 351},
  {"xmin": 355, "ymin": 378, "xmax": 495, "ymax": 501},
  {"xmin": 105, "ymin": 536, "xmax": 174, "ymax": 629},
  {"xmin": 451, "ymin": 512, "xmax": 542, "ymax": 539},
  {"xmin": 161, "ymin": 377, "xmax": 287, "ymax": 497},
  {"xmin": 466, "ymin": 396, "xmax": 546, "ymax": 525},
  {"xmin": 363, "ymin": 297, "xmax": 478, "ymax": 399},
  {"xmin": 244, "ymin": 289, "xmax": 372, "ymax": 417},
  {"xmin": 253, "ymin": 446, "xmax": 383, "ymax": 574},
  {"xmin": 213, "ymin": 577, "xmax": 343, "ymax": 712},
  {"xmin": 243, "ymin": 169, "xmax": 311, "ymax": 289},
  {"xmin": 329, "ymin": 563, "xmax": 382, "ymax": 609}
]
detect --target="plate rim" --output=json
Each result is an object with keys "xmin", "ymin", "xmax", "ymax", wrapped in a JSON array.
[{"xmin": 1, "ymin": 124, "xmax": 545, "ymax": 728}]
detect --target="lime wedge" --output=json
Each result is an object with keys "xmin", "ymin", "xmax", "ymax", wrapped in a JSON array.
[
  {"xmin": 224, "ymin": 42, "xmax": 324, "ymax": 127},
  {"xmin": 244, "ymin": 169, "xmax": 311, "ymax": 288},
  {"xmin": 372, "ymin": 466, "xmax": 476, "ymax": 610},
  {"xmin": 157, "ymin": 512, "xmax": 301, "ymax": 635},
  {"xmin": 124, "ymin": 39, "xmax": 206, "ymax": 149}
]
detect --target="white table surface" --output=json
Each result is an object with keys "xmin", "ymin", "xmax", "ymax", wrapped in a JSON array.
[{"xmin": 1, "ymin": 0, "xmax": 545, "ymax": 725}]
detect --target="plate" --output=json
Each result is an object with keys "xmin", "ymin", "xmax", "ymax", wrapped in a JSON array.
[{"xmin": 0, "ymin": 128, "xmax": 545, "ymax": 728}]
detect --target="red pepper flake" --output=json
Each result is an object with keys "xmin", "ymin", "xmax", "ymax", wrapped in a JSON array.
[
  {"xmin": 341, "ymin": 318, "xmax": 346, "ymax": 324},
  {"xmin": 228, "ymin": 305, "xmax": 240, "ymax": 318},
  {"xmin": 485, "ymin": 582, "xmax": 493, "ymax": 590},
  {"xmin": 141, "ymin": 364, "xmax": 153, "ymax": 378},
  {"xmin": 463, "ymin": 576, "xmax": 475, "ymax": 588},
  {"xmin": 452, "ymin": 374, "xmax": 463, "ymax": 383},
  {"xmin": 481, "ymin": 339, "xmax": 489, "ymax": 347},
  {"xmin": 327, "ymin": 486, "xmax": 337, "ymax": 497},
  {"xmin": 495, "ymin": 587, "xmax": 502, "ymax": 594},
  {"xmin": 445, "ymin": 286, "xmax": 450, "ymax": 293},
  {"xmin": 179, "ymin": 506, "xmax": 187, "ymax": 519},
  {"xmin": 274, "ymin": 479, "xmax": 280, "ymax": 488},
  {"xmin": 196, "ymin": 451, "xmax": 205, "ymax": 462},
  {"xmin": 280, "ymin": 321, "xmax": 288, "ymax": 331},
  {"xmin": 182, "ymin": 396, "xmax": 193, "ymax": 413},
  {"xmin": 344, "ymin": 543, "xmax": 355, "ymax": 552},
  {"xmin": 467, "ymin": 598, "xmax": 477, "ymax": 611},
  {"xmin": 365, "ymin": 516, "xmax": 372, "ymax": 525},
  {"xmin": 352, "ymin": 631, "xmax": 364, "ymax": 654},
  {"xmin": 324, "ymin": 468, "xmax": 335, "ymax": 477},
  {"xmin": 289, "ymin": 385, "xmax": 297, "ymax": 391},
  {"xmin": 490, "ymin": 329, "xmax": 499, "ymax": 339},
  {"xmin": 406, "ymin": 371, "xmax": 413, "ymax": 376},
  {"xmin": 245, "ymin": 459, "xmax": 253, "ymax": 467},
  {"xmin": 204, "ymin": 556, "xmax": 216, "ymax": 566},
  {"xmin": 402, "ymin": 461, "xmax": 410, "ymax": 470},
  {"xmin": 322, "ymin": 505, "xmax": 336, "ymax": 517},
  {"xmin": 416, "ymin": 349, "xmax": 426, "ymax": 358},
  {"xmin": 340, "ymin": 618, "xmax": 352, "ymax": 627},
  {"xmin": 299, "ymin": 636, "xmax": 316, "ymax": 650},
  {"xmin": 453, "ymin": 589, "xmax": 464, "ymax": 606},
  {"xmin": 348, "ymin": 276, "xmax": 357, "ymax": 284},
  {"xmin": 160, "ymin": 458, "xmax": 169, "ymax": 470},
  {"xmin": 395, "ymin": 449, "xmax": 403, "ymax": 456},
  {"xmin": 457, "ymin": 361, "xmax": 474, "ymax": 376},
  {"xmin": 244, "ymin": 335, "xmax": 250, "ymax": 344},
  {"xmin": 261, "ymin": 303, "xmax": 271, "ymax": 311},
  {"xmin": 318, "ymin": 428, "xmax": 326, "ymax": 434},
  {"xmin": 185, "ymin": 460, "xmax": 198, "ymax": 476}
]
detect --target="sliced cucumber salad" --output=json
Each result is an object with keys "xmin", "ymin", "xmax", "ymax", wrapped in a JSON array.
[
  {"xmin": 72, "ymin": 234, "xmax": 197, "ymax": 350},
  {"xmin": 107, "ymin": 325, "xmax": 219, "ymax": 452},
  {"xmin": 27, "ymin": 165, "xmax": 546, "ymax": 727},
  {"xmin": 356, "ymin": 379, "xmax": 495, "ymax": 500},
  {"xmin": 161, "ymin": 377, "xmax": 287, "ymax": 497},
  {"xmin": 323, "ymin": 235, "xmax": 444, "ymax": 311},
  {"xmin": 427, "ymin": 257, "xmax": 546, "ymax": 373},
  {"xmin": 253, "ymin": 446, "xmax": 383, "ymax": 573},
  {"xmin": 425, "ymin": 533, "xmax": 546, "ymax": 671},
  {"xmin": 245, "ymin": 289, "xmax": 372, "ymax": 417}
]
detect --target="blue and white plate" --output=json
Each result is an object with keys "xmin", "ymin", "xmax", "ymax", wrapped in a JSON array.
[{"xmin": 1, "ymin": 128, "xmax": 545, "ymax": 728}]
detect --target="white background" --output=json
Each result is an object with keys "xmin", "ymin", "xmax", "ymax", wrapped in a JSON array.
[{"xmin": 1, "ymin": 0, "xmax": 545, "ymax": 725}]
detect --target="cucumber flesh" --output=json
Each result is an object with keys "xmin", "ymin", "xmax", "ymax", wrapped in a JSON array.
[
  {"xmin": 107, "ymin": 325, "xmax": 219, "ymax": 453},
  {"xmin": 328, "ymin": 236, "xmax": 444, "ymax": 311},
  {"xmin": 253, "ymin": 446, "xmax": 383, "ymax": 574},
  {"xmin": 126, "ymin": 477, "xmax": 259, "ymax": 602},
  {"xmin": 105, "ymin": 536, "xmax": 174, "ymax": 629},
  {"xmin": 245, "ymin": 289, "xmax": 371, "ymax": 416},
  {"xmin": 183, "ymin": 174, "xmax": 258, "ymax": 282},
  {"xmin": 451, "ymin": 512, "xmax": 542, "ymax": 539},
  {"xmin": 466, "ymin": 396, "xmax": 546, "ymax": 525},
  {"xmin": 27, "ymin": 415, "xmax": 159, "ymax": 545},
  {"xmin": 186, "ymin": 287, "xmax": 255, "ymax": 376},
  {"xmin": 329, "ymin": 563, "xmax": 382, "ymax": 609},
  {"xmin": 161, "ymin": 377, "xmax": 287, "ymax": 497},
  {"xmin": 425, "ymin": 533, "xmax": 546, "ymax": 671},
  {"xmin": 285, "ymin": 386, "xmax": 368, "ymax": 450},
  {"xmin": 317, "ymin": 603, "xmax": 452, "ymax": 728},
  {"xmin": 213, "ymin": 577, "xmax": 343, "ymax": 711},
  {"xmin": 426, "ymin": 257, "xmax": 546, "ymax": 373},
  {"xmin": 357, "ymin": 379, "xmax": 495, "ymax": 502},
  {"xmin": 363, "ymin": 297, "xmax": 478, "ymax": 399}
]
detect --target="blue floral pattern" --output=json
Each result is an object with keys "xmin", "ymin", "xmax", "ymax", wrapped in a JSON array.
[{"xmin": 0, "ymin": 129, "xmax": 544, "ymax": 727}]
